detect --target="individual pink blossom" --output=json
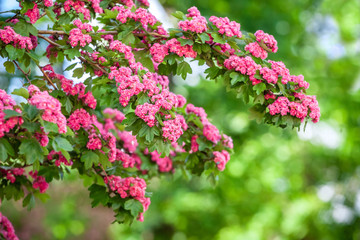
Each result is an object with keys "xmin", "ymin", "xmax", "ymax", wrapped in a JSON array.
[{"xmin": 222, "ymin": 134, "xmax": 233, "ymax": 149}]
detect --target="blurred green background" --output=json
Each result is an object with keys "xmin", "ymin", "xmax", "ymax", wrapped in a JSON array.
[{"xmin": 1, "ymin": 0, "xmax": 360, "ymax": 239}]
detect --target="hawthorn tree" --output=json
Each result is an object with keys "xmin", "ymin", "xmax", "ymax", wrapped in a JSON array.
[{"xmin": 0, "ymin": 0, "xmax": 320, "ymax": 239}]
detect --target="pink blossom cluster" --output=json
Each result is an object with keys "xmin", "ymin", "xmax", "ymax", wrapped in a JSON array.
[
  {"xmin": 162, "ymin": 116, "xmax": 184, "ymax": 143},
  {"xmin": 178, "ymin": 7, "xmax": 208, "ymax": 33},
  {"xmin": 222, "ymin": 134, "xmax": 234, "ymax": 149},
  {"xmin": 29, "ymin": 171, "xmax": 49, "ymax": 193},
  {"xmin": 268, "ymin": 94, "xmax": 320, "ymax": 123},
  {"xmin": 22, "ymin": 2, "xmax": 40, "ymax": 24},
  {"xmin": 224, "ymin": 55, "xmax": 261, "ymax": 76},
  {"xmin": 185, "ymin": 104, "xmax": 207, "ymax": 122},
  {"xmin": 213, "ymin": 150, "xmax": 230, "ymax": 171},
  {"xmin": 0, "ymin": 89, "xmax": 23, "ymax": 138},
  {"xmin": 109, "ymin": 67, "xmax": 144, "ymax": 106},
  {"xmin": 89, "ymin": 0, "xmax": 103, "ymax": 14},
  {"xmin": 109, "ymin": 40, "xmax": 135, "ymax": 64},
  {"xmin": 203, "ymin": 123, "xmax": 221, "ymax": 143},
  {"xmin": 104, "ymin": 175, "xmax": 150, "ymax": 221},
  {"xmin": 28, "ymin": 85, "xmax": 67, "ymax": 133},
  {"xmin": 48, "ymin": 150, "xmax": 73, "ymax": 167},
  {"xmin": 34, "ymin": 128, "xmax": 49, "ymax": 147},
  {"xmin": 1, "ymin": 168, "xmax": 25, "ymax": 184},
  {"xmin": 268, "ymin": 60, "xmax": 291, "ymax": 84},
  {"xmin": 254, "ymin": 30, "xmax": 278, "ymax": 53},
  {"xmin": 209, "ymin": 16, "xmax": 242, "ymax": 38},
  {"xmin": 115, "ymin": 150, "xmax": 137, "ymax": 168},
  {"xmin": 142, "ymin": 73, "xmax": 161, "ymax": 96},
  {"xmin": 87, "ymin": 132, "xmax": 102, "ymax": 150},
  {"xmin": 73, "ymin": 19, "xmax": 93, "ymax": 32},
  {"xmin": 0, "ymin": 26, "xmax": 34, "ymax": 50},
  {"xmin": 118, "ymin": 131, "xmax": 138, "ymax": 153},
  {"xmin": 64, "ymin": 0, "xmax": 91, "ymax": 20},
  {"xmin": 67, "ymin": 109, "xmax": 91, "ymax": 131},
  {"xmin": 165, "ymin": 38, "xmax": 197, "ymax": 58},
  {"xmin": 43, "ymin": 65, "xmax": 97, "ymax": 109},
  {"xmin": 0, "ymin": 213, "xmax": 19, "ymax": 240},
  {"xmin": 134, "ymin": 8, "xmax": 158, "ymax": 30},
  {"xmin": 245, "ymin": 42, "xmax": 268, "ymax": 59},
  {"xmin": 151, "ymin": 89, "xmax": 178, "ymax": 110},
  {"xmin": 104, "ymin": 107, "xmax": 125, "ymax": 121},
  {"xmin": 69, "ymin": 28, "xmax": 92, "ymax": 47},
  {"xmin": 114, "ymin": 5, "xmax": 134, "ymax": 23},
  {"xmin": 135, "ymin": 103, "xmax": 160, "ymax": 127},
  {"xmin": 44, "ymin": 0, "xmax": 53, "ymax": 7},
  {"xmin": 149, "ymin": 43, "xmax": 169, "ymax": 63},
  {"xmin": 191, "ymin": 135, "xmax": 199, "ymax": 152},
  {"xmin": 147, "ymin": 150, "xmax": 173, "ymax": 172}
]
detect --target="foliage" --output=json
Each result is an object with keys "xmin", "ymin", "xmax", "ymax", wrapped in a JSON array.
[{"xmin": 0, "ymin": 0, "xmax": 322, "ymax": 239}]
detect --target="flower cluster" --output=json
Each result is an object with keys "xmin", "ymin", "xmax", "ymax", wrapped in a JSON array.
[
  {"xmin": 0, "ymin": 213, "xmax": 19, "ymax": 240},
  {"xmin": 203, "ymin": 123, "xmax": 221, "ymax": 143},
  {"xmin": 109, "ymin": 40, "xmax": 135, "ymax": 64},
  {"xmin": 0, "ymin": 89, "xmax": 23, "ymax": 138},
  {"xmin": 28, "ymin": 85, "xmax": 67, "ymax": 133},
  {"xmin": 104, "ymin": 175, "xmax": 150, "ymax": 221},
  {"xmin": 0, "ymin": 26, "xmax": 34, "ymax": 50},
  {"xmin": 149, "ymin": 43, "xmax": 169, "ymax": 63},
  {"xmin": 113, "ymin": 6, "xmax": 159, "ymax": 31},
  {"xmin": 178, "ymin": 7, "xmax": 208, "ymax": 33},
  {"xmin": 213, "ymin": 150, "xmax": 230, "ymax": 171},
  {"xmin": 245, "ymin": 42, "xmax": 268, "ymax": 59},
  {"xmin": 135, "ymin": 103, "xmax": 159, "ymax": 127},
  {"xmin": 64, "ymin": 0, "xmax": 91, "ymax": 20},
  {"xmin": 255, "ymin": 30, "xmax": 278, "ymax": 53},
  {"xmin": 209, "ymin": 16, "xmax": 242, "ymax": 38},
  {"xmin": 268, "ymin": 94, "xmax": 320, "ymax": 123},
  {"xmin": 0, "ymin": 168, "xmax": 25, "ymax": 183},
  {"xmin": 191, "ymin": 135, "xmax": 199, "ymax": 153},
  {"xmin": 162, "ymin": 117, "xmax": 184, "ymax": 143},
  {"xmin": 67, "ymin": 109, "xmax": 91, "ymax": 131},
  {"xmin": 69, "ymin": 28, "xmax": 92, "ymax": 47},
  {"xmin": 147, "ymin": 150, "xmax": 173, "ymax": 172},
  {"xmin": 43, "ymin": 65, "xmax": 97, "ymax": 109},
  {"xmin": 48, "ymin": 150, "xmax": 73, "ymax": 167},
  {"xmin": 34, "ymin": 128, "xmax": 49, "ymax": 147},
  {"xmin": 73, "ymin": 19, "xmax": 93, "ymax": 32},
  {"xmin": 23, "ymin": 2, "xmax": 40, "ymax": 24},
  {"xmin": 29, "ymin": 171, "xmax": 49, "ymax": 193},
  {"xmin": 165, "ymin": 38, "xmax": 197, "ymax": 58},
  {"xmin": 44, "ymin": 0, "xmax": 53, "ymax": 7}
]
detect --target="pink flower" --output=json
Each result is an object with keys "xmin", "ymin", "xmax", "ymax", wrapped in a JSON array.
[
  {"xmin": 135, "ymin": 103, "xmax": 159, "ymax": 127},
  {"xmin": 203, "ymin": 124, "xmax": 221, "ymax": 143},
  {"xmin": 209, "ymin": 16, "xmax": 242, "ymax": 38},
  {"xmin": 245, "ymin": 42, "xmax": 268, "ymax": 59},
  {"xmin": 213, "ymin": 150, "xmax": 230, "ymax": 171},
  {"xmin": 254, "ymin": 30, "xmax": 278, "ymax": 53},
  {"xmin": 67, "ymin": 109, "xmax": 91, "ymax": 131}
]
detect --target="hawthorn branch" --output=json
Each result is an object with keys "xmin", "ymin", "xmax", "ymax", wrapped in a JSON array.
[
  {"xmin": 79, "ymin": 56, "xmax": 108, "ymax": 75},
  {"xmin": 38, "ymin": 34, "xmax": 61, "ymax": 47},
  {"xmin": 13, "ymin": 61, "xmax": 29, "ymax": 84}
]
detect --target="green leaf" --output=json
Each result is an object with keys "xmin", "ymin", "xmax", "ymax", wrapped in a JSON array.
[
  {"xmin": 177, "ymin": 61, "xmax": 192, "ymax": 79},
  {"xmin": 253, "ymin": 82, "xmax": 267, "ymax": 95},
  {"xmin": 23, "ymin": 194, "xmax": 36, "ymax": 211},
  {"xmin": 0, "ymin": 139, "xmax": 15, "ymax": 158},
  {"xmin": 19, "ymin": 139, "xmax": 44, "ymax": 164},
  {"xmin": 230, "ymin": 72, "xmax": 246, "ymax": 85},
  {"xmin": 211, "ymin": 33, "xmax": 226, "ymax": 44},
  {"xmin": 23, "ymin": 105, "xmax": 39, "ymax": 121},
  {"xmin": 81, "ymin": 151, "xmax": 99, "ymax": 170},
  {"xmin": 43, "ymin": 121, "xmax": 59, "ymax": 133},
  {"xmin": 12, "ymin": 88, "xmax": 29, "ymax": 99},
  {"xmin": 45, "ymin": 8, "xmax": 57, "ymax": 22},
  {"xmin": 205, "ymin": 67, "xmax": 220, "ymax": 79},
  {"xmin": 22, "ymin": 121, "xmax": 41, "ymax": 132},
  {"xmin": 3, "ymin": 61, "xmax": 15, "ymax": 74},
  {"xmin": 88, "ymin": 184, "xmax": 109, "ymax": 207},
  {"xmin": 26, "ymin": 52, "xmax": 39, "ymax": 65},
  {"xmin": 53, "ymin": 136, "xmax": 73, "ymax": 152},
  {"xmin": 172, "ymin": 11, "xmax": 186, "ymax": 20},
  {"xmin": 0, "ymin": 142, "xmax": 8, "ymax": 161},
  {"xmin": 64, "ymin": 48, "xmax": 81, "ymax": 59},
  {"xmin": 178, "ymin": 38, "xmax": 193, "ymax": 46},
  {"xmin": 3, "ymin": 109, "xmax": 21, "ymax": 119},
  {"xmin": 72, "ymin": 67, "xmax": 84, "ymax": 78},
  {"xmin": 58, "ymin": 14, "xmax": 71, "ymax": 25},
  {"xmin": 198, "ymin": 33, "xmax": 210, "ymax": 43},
  {"xmin": 65, "ymin": 63, "xmax": 78, "ymax": 71},
  {"xmin": 5, "ymin": 45, "xmax": 25, "ymax": 60},
  {"xmin": 124, "ymin": 199, "xmax": 144, "ymax": 217},
  {"xmin": 64, "ymin": 98, "xmax": 73, "ymax": 114},
  {"xmin": 12, "ymin": 20, "xmax": 37, "ymax": 36}
]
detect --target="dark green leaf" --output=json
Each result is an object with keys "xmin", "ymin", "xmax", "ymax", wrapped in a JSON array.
[
  {"xmin": 81, "ymin": 151, "xmax": 99, "ymax": 170},
  {"xmin": 53, "ymin": 136, "xmax": 73, "ymax": 152},
  {"xmin": 124, "ymin": 199, "xmax": 143, "ymax": 217},
  {"xmin": 19, "ymin": 139, "xmax": 44, "ymax": 164}
]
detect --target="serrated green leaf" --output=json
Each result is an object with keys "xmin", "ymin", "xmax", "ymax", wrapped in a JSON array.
[
  {"xmin": 172, "ymin": 11, "xmax": 186, "ymax": 20},
  {"xmin": 3, "ymin": 61, "xmax": 15, "ymax": 74},
  {"xmin": 12, "ymin": 88, "xmax": 29, "ymax": 99},
  {"xmin": 53, "ymin": 136, "xmax": 73, "ymax": 152},
  {"xmin": 23, "ymin": 105, "xmax": 39, "ymax": 121},
  {"xmin": 19, "ymin": 139, "xmax": 44, "ymax": 164},
  {"xmin": 177, "ymin": 61, "xmax": 192, "ymax": 79},
  {"xmin": 81, "ymin": 151, "xmax": 99, "ymax": 170},
  {"xmin": 124, "ymin": 199, "xmax": 143, "ymax": 217},
  {"xmin": 43, "ymin": 121, "xmax": 59, "ymax": 133},
  {"xmin": 5, "ymin": 45, "xmax": 25, "ymax": 60},
  {"xmin": 0, "ymin": 139, "xmax": 15, "ymax": 158},
  {"xmin": 3, "ymin": 109, "xmax": 21, "ymax": 119}
]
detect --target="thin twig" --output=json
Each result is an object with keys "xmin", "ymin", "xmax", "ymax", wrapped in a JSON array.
[
  {"xmin": 13, "ymin": 61, "xmax": 29, "ymax": 84},
  {"xmin": 38, "ymin": 34, "xmax": 61, "ymax": 47},
  {"xmin": 38, "ymin": 65, "xmax": 57, "ymax": 89},
  {"xmin": 79, "ymin": 56, "xmax": 108, "ymax": 75}
]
